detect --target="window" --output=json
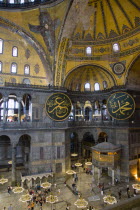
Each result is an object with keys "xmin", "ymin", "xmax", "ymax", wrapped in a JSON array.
[
  {"xmin": 9, "ymin": 0, "xmax": 14, "ymax": 3},
  {"xmin": 11, "ymin": 63, "xmax": 17, "ymax": 73},
  {"xmin": 0, "ymin": 62, "xmax": 2, "ymax": 72},
  {"xmin": 24, "ymin": 65, "xmax": 30, "ymax": 75},
  {"xmin": 20, "ymin": 0, "xmax": 24, "ymax": 3},
  {"xmin": 0, "ymin": 39, "xmax": 3, "ymax": 54},
  {"xmin": 94, "ymin": 83, "xmax": 100, "ymax": 91},
  {"xmin": 103, "ymin": 81, "xmax": 108, "ymax": 89},
  {"xmin": 12, "ymin": 47, "xmax": 18, "ymax": 57},
  {"xmin": 40, "ymin": 147, "xmax": 44, "ymax": 160},
  {"xmin": 85, "ymin": 83, "xmax": 91, "ymax": 91},
  {"xmin": 113, "ymin": 43, "xmax": 120, "ymax": 52},
  {"xmin": 86, "ymin": 46, "xmax": 92, "ymax": 55},
  {"xmin": 23, "ymin": 78, "xmax": 31, "ymax": 84}
]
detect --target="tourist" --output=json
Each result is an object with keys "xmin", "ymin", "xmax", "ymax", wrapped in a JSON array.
[
  {"xmin": 118, "ymin": 190, "xmax": 122, "ymax": 199},
  {"xmin": 8, "ymin": 204, "xmax": 13, "ymax": 210},
  {"xmin": 7, "ymin": 186, "xmax": 12, "ymax": 194}
]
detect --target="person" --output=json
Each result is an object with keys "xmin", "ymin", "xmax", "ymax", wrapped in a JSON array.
[
  {"xmin": 115, "ymin": 178, "xmax": 118, "ymax": 184},
  {"xmin": 3, "ymin": 208, "xmax": 6, "ymax": 210},
  {"xmin": 7, "ymin": 186, "xmax": 12, "ymax": 194},
  {"xmin": 66, "ymin": 204, "xmax": 69, "ymax": 210},
  {"xmin": 118, "ymin": 190, "xmax": 122, "ymax": 199},
  {"xmin": 8, "ymin": 204, "xmax": 13, "ymax": 210},
  {"xmin": 134, "ymin": 188, "xmax": 137, "ymax": 196}
]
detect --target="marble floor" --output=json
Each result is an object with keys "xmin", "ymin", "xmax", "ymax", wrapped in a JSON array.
[{"xmin": 0, "ymin": 170, "xmax": 139, "ymax": 210}]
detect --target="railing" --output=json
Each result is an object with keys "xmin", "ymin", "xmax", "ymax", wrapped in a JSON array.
[{"xmin": 4, "ymin": 82, "xmax": 67, "ymax": 91}]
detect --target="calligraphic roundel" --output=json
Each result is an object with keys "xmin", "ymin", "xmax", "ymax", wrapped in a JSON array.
[
  {"xmin": 107, "ymin": 92, "xmax": 135, "ymax": 120},
  {"xmin": 46, "ymin": 93, "xmax": 72, "ymax": 121}
]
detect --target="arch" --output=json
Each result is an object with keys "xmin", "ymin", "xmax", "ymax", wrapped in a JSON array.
[
  {"xmin": 0, "ymin": 135, "xmax": 11, "ymax": 167},
  {"xmin": 17, "ymin": 134, "xmax": 31, "ymax": 166},
  {"xmin": 98, "ymin": 132, "xmax": 108, "ymax": 143},
  {"xmin": 70, "ymin": 132, "xmax": 79, "ymax": 156},
  {"xmin": 64, "ymin": 64, "xmax": 116, "ymax": 91},
  {"xmin": 21, "ymin": 94, "xmax": 32, "ymax": 122},
  {"xmin": 125, "ymin": 54, "xmax": 140, "ymax": 89}
]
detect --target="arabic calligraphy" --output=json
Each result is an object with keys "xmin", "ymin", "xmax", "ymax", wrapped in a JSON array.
[
  {"xmin": 46, "ymin": 93, "xmax": 72, "ymax": 121},
  {"xmin": 107, "ymin": 92, "xmax": 135, "ymax": 120}
]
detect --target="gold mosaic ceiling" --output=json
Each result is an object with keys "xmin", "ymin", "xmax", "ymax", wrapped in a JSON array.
[
  {"xmin": 62, "ymin": 0, "xmax": 140, "ymax": 41},
  {"xmin": 64, "ymin": 65, "xmax": 115, "ymax": 91}
]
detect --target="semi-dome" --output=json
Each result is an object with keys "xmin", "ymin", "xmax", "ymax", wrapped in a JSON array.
[{"xmin": 64, "ymin": 65, "xmax": 115, "ymax": 91}]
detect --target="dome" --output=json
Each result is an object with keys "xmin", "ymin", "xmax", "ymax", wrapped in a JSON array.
[
  {"xmin": 62, "ymin": 0, "xmax": 140, "ymax": 42},
  {"xmin": 92, "ymin": 142, "xmax": 121, "ymax": 152}
]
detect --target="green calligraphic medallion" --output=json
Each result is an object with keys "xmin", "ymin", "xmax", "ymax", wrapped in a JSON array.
[
  {"xmin": 46, "ymin": 93, "xmax": 72, "ymax": 121},
  {"xmin": 107, "ymin": 92, "xmax": 135, "ymax": 120}
]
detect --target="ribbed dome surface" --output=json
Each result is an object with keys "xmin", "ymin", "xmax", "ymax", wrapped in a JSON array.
[
  {"xmin": 64, "ymin": 65, "xmax": 115, "ymax": 91},
  {"xmin": 62, "ymin": 0, "xmax": 140, "ymax": 41}
]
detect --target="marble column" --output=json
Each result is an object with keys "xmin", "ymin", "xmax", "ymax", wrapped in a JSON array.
[
  {"xmin": 97, "ymin": 167, "xmax": 101, "ymax": 185},
  {"xmin": 112, "ymin": 169, "xmax": 115, "ymax": 185},
  {"xmin": 12, "ymin": 144, "xmax": 16, "ymax": 184},
  {"xmin": 3, "ymin": 97, "xmax": 8, "ymax": 123},
  {"xmin": 17, "ymin": 97, "xmax": 22, "ymax": 123}
]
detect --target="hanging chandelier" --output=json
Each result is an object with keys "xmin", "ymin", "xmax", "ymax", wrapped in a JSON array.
[
  {"xmin": 103, "ymin": 195, "xmax": 117, "ymax": 204},
  {"xmin": 19, "ymin": 194, "xmax": 32, "ymax": 202},
  {"xmin": 85, "ymin": 162, "xmax": 92, "ymax": 166},
  {"xmin": 13, "ymin": 186, "xmax": 24, "ymax": 193},
  {"xmin": 0, "ymin": 177, "xmax": 8, "ymax": 184},
  {"xmin": 71, "ymin": 153, "xmax": 78, "ymax": 157},
  {"xmin": 46, "ymin": 194, "xmax": 58, "ymax": 204},
  {"xmin": 41, "ymin": 182, "xmax": 52, "ymax": 189},
  {"xmin": 66, "ymin": 170, "xmax": 76, "ymax": 175},
  {"xmin": 74, "ymin": 196, "xmax": 88, "ymax": 208},
  {"xmin": 75, "ymin": 162, "xmax": 82, "ymax": 167},
  {"xmin": 132, "ymin": 184, "xmax": 140, "ymax": 191},
  {"xmin": 8, "ymin": 160, "xmax": 12, "ymax": 164}
]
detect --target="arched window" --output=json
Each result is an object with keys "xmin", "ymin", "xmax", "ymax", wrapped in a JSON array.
[
  {"xmin": 9, "ymin": 0, "xmax": 14, "ymax": 3},
  {"xmin": 11, "ymin": 63, "xmax": 17, "ymax": 73},
  {"xmin": 94, "ymin": 83, "xmax": 100, "ymax": 91},
  {"xmin": 0, "ymin": 62, "xmax": 2, "ymax": 72},
  {"xmin": 113, "ymin": 43, "xmax": 120, "ymax": 52},
  {"xmin": 24, "ymin": 65, "xmax": 30, "ymax": 75},
  {"xmin": 23, "ymin": 78, "xmax": 31, "ymax": 84},
  {"xmin": 103, "ymin": 81, "xmax": 108, "ymax": 89},
  {"xmin": 12, "ymin": 47, "xmax": 18, "ymax": 57},
  {"xmin": 85, "ymin": 83, "xmax": 91, "ymax": 91},
  {"xmin": 0, "ymin": 39, "xmax": 3, "ymax": 54},
  {"xmin": 20, "ymin": 0, "xmax": 24, "ymax": 3},
  {"xmin": 86, "ymin": 46, "xmax": 92, "ymax": 55}
]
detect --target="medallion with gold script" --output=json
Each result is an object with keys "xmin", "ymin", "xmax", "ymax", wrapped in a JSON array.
[
  {"xmin": 107, "ymin": 92, "xmax": 135, "ymax": 120},
  {"xmin": 46, "ymin": 93, "xmax": 72, "ymax": 121}
]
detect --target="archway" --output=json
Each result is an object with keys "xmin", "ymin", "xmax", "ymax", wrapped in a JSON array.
[
  {"xmin": 82, "ymin": 132, "xmax": 95, "ymax": 160},
  {"xmin": 17, "ymin": 135, "xmax": 31, "ymax": 168},
  {"xmin": 98, "ymin": 132, "xmax": 108, "ymax": 143},
  {"xmin": 0, "ymin": 135, "xmax": 11, "ymax": 168}
]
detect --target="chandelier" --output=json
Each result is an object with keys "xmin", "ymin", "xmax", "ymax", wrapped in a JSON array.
[
  {"xmin": 8, "ymin": 160, "xmax": 12, "ymax": 164},
  {"xmin": 41, "ymin": 182, "xmax": 52, "ymax": 189},
  {"xmin": 103, "ymin": 195, "xmax": 117, "ymax": 204},
  {"xmin": 132, "ymin": 184, "xmax": 140, "ymax": 191},
  {"xmin": 13, "ymin": 186, "xmax": 24, "ymax": 193},
  {"xmin": 85, "ymin": 162, "xmax": 92, "ymax": 166},
  {"xmin": 75, "ymin": 163, "xmax": 82, "ymax": 167},
  {"xmin": 19, "ymin": 194, "xmax": 32, "ymax": 202},
  {"xmin": 46, "ymin": 194, "xmax": 58, "ymax": 204},
  {"xmin": 71, "ymin": 153, "xmax": 78, "ymax": 157},
  {"xmin": 66, "ymin": 170, "xmax": 76, "ymax": 175},
  {"xmin": 0, "ymin": 177, "xmax": 8, "ymax": 184},
  {"xmin": 74, "ymin": 196, "xmax": 88, "ymax": 208}
]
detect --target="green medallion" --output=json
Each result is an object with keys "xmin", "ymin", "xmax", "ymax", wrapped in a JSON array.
[
  {"xmin": 107, "ymin": 92, "xmax": 135, "ymax": 120},
  {"xmin": 46, "ymin": 93, "xmax": 72, "ymax": 121}
]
